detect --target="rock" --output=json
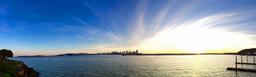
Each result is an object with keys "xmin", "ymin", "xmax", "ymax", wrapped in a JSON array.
[{"xmin": 15, "ymin": 63, "xmax": 39, "ymax": 77}]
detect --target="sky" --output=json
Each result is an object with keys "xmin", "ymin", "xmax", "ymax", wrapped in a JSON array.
[{"xmin": 1, "ymin": 0, "xmax": 256, "ymax": 55}]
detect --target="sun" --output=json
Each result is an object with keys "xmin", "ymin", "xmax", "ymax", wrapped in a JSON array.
[
  {"xmin": 169, "ymin": 27, "xmax": 241, "ymax": 53},
  {"xmin": 139, "ymin": 16, "xmax": 255, "ymax": 53},
  {"xmin": 140, "ymin": 26, "xmax": 253, "ymax": 53}
]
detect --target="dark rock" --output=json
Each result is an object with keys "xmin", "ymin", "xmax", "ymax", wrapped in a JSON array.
[{"xmin": 15, "ymin": 63, "xmax": 39, "ymax": 77}]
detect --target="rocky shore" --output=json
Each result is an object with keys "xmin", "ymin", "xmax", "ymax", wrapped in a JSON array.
[
  {"xmin": 0, "ymin": 59, "xmax": 39, "ymax": 77},
  {"xmin": 0, "ymin": 49, "xmax": 39, "ymax": 77}
]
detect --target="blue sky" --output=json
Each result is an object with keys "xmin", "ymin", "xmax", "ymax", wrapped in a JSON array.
[{"xmin": 1, "ymin": 0, "xmax": 256, "ymax": 55}]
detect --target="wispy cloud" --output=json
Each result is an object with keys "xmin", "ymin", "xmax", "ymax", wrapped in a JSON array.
[
  {"xmin": 3, "ymin": 0, "xmax": 256, "ymax": 55},
  {"xmin": 77, "ymin": 1, "xmax": 256, "ymax": 53}
]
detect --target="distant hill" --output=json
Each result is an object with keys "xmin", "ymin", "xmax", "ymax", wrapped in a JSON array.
[{"xmin": 17, "ymin": 53, "xmax": 95, "ymax": 57}]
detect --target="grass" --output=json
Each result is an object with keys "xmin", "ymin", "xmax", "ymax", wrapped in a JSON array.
[{"xmin": 0, "ymin": 58, "xmax": 23, "ymax": 77}]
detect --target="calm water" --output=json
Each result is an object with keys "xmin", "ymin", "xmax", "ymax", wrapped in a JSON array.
[{"xmin": 11, "ymin": 55, "xmax": 256, "ymax": 77}]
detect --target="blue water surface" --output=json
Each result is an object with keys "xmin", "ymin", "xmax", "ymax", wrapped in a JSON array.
[{"xmin": 11, "ymin": 55, "xmax": 256, "ymax": 77}]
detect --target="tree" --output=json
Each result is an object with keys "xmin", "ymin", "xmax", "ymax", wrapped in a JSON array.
[
  {"xmin": 0, "ymin": 49, "xmax": 13, "ymax": 58},
  {"xmin": 237, "ymin": 48, "xmax": 256, "ymax": 55}
]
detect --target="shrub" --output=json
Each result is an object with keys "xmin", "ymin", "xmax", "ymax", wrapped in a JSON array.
[{"xmin": 0, "ymin": 49, "xmax": 13, "ymax": 58}]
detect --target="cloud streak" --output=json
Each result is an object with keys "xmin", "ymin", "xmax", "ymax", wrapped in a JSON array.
[{"xmin": 88, "ymin": 1, "xmax": 256, "ymax": 53}]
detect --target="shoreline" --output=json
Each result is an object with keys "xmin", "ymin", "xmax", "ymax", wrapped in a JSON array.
[{"xmin": 16, "ymin": 53, "xmax": 238, "ymax": 58}]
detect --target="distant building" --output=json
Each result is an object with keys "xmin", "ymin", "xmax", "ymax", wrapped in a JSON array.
[
  {"xmin": 110, "ymin": 49, "xmax": 141, "ymax": 55},
  {"xmin": 135, "ymin": 50, "xmax": 138, "ymax": 54}
]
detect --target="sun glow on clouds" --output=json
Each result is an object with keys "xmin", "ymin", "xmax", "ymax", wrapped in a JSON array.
[
  {"xmin": 92, "ymin": 12, "xmax": 256, "ymax": 53},
  {"xmin": 139, "ymin": 14, "xmax": 256, "ymax": 53},
  {"xmin": 67, "ymin": 1, "xmax": 256, "ymax": 54}
]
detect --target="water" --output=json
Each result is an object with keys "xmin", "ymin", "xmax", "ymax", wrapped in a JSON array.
[{"xmin": 11, "ymin": 55, "xmax": 256, "ymax": 77}]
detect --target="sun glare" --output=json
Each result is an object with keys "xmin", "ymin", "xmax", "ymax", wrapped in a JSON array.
[
  {"xmin": 139, "ymin": 15, "xmax": 255, "ymax": 53},
  {"xmin": 170, "ymin": 27, "xmax": 251, "ymax": 53}
]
